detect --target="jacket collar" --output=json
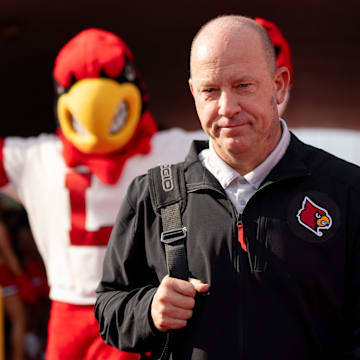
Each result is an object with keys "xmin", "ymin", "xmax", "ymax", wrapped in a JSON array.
[
  {"xmin": 183, "ymin": 133, "xmax": 312, "ymax": 193},
  {"xmin": 262, "ymin": 132, "xmax": 312, "ymax": 186}
]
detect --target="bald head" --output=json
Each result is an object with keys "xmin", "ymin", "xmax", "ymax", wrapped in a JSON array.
[{"xmin": 190, "ymin": 15, "xmax": 276, "ymax": 78}]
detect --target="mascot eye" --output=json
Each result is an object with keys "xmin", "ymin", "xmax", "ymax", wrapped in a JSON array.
[
  {"xmin": 315, "ymin": 212, "xmax": 321, "ymax": 219},
  {"xmin": 109, "ymin": 100, "xmax": 128, "ymax": 134},
  {"xmin": 72, "ymin": 115, "xmax": 88, "ymax": 135},
  {"xmin": 124, "ymin": 64, "xmax": 136, "ymax": 82}
]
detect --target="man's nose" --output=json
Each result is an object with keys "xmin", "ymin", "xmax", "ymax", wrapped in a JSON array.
[{"xmin": 218, "ymin": 91, "xmax": 241, "ymax": 118}]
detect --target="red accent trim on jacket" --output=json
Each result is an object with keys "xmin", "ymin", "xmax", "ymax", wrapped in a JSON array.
[{"xmin": 238, "ymin": 224, "xmax": 247, "ymax": 252}]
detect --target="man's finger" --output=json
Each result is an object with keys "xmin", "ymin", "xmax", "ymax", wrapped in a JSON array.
[
  {"xmin": 154, "ymin": 315, "xmax": 188, "ymax": 332},
  {"xmin": 155, "ymin": 284, "xmax": 195, "ymax": 309},
  {"xmin": 160, "ymin": 303, "xmax": 194, "ymax": 321}
]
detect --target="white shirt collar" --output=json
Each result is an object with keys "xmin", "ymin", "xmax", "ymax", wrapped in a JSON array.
[{"xmin": 199, "ymin": 119, "xmax": 290, "ymax": 190}]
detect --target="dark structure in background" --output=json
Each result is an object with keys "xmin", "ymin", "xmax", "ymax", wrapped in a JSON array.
[{"xmin": 1, "ymin": 0, "xmax": 360, "ymax": 137}]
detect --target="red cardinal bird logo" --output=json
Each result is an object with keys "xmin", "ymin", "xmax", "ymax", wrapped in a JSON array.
[{"xmin": 296, "ymin": 196, "xmax": 332, "ymax": 237}]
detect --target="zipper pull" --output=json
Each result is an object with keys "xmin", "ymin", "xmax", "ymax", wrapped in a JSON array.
[{"xmin": 237, "ymin": 213, "xmax": 247, "ymax": 252}]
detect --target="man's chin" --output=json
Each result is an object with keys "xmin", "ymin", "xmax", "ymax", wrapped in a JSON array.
[
  {"xmin": 220, "ymin": 124, "xmax": 250, "ymax": 138},
  {"xmin": 219, "ymin": 137, "xmax": 251, "ymax": 156}
]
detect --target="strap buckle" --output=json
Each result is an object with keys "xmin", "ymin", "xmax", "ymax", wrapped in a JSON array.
[{"xmin": 160, "ymin": 227, "xmax": 187, "ymax": 244}]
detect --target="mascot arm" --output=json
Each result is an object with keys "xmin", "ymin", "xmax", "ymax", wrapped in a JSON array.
[{"xmin": 0, "ymin": 135, "xmax": 52, "ymax": 202}]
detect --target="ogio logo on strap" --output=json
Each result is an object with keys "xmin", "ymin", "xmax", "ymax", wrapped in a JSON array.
[{"xmin": 160, "ymin": 164, "xmax": 174, "ymax": 192}]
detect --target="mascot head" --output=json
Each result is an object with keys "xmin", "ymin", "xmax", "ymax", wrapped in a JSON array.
[
  {"xmin": 296, "ymin": 196, "xmax": 332, "ymax": 237},
  {"xmin": 254, "ymin": 17, "xmax": 293, "ymax": 115},
  {"xmin": 53, "ymin": 28, "xmax": 156, "ymax": 155}
]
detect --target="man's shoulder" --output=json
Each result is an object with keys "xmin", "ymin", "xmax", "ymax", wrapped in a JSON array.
[
  {"xmin": 127, "ymin": 139, "xmax": 209, "ymax": 206},
  {"xmin": 125, "ymin": 173, "xmax": 151, "ymax": 208},
  {"xmin": 292, "ymin": 133, "xmax": 360, "ymax": 188},
  {"xmin": 292, "ymin": 127, "xmax": 360, "ymax": 166}
]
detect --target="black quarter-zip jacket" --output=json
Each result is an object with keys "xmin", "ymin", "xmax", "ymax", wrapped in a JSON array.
[{"xmin": 95, "ymin": 135, "xmax": 360, "ymax": 359}]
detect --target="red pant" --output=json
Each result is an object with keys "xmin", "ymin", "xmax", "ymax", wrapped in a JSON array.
[{"xmin": 46, "ymin": 300, "xmax": 140, "ymax": 360}]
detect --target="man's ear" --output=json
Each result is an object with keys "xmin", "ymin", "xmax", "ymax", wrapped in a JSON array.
[
  {"xmin": 274, "ymin": 66, "xmax": 290, "ymax": 105},
  {"xmin": 189, "ymin": 78, "xmax": 194, "ymax": 96}
]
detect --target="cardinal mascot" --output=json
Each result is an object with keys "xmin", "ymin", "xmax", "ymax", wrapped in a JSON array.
[{"xmin": 0, "ymin": 28, "xmax": 206, "ymax": 360}]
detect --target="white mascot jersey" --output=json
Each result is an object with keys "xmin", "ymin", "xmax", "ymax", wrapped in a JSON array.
[{"xmin": 0, "ymin": 128, "xmax": 207, "ymax": 305}]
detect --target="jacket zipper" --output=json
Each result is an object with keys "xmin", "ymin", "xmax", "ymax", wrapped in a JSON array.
[
  {"xmin": 237, "ymin": 212, "xmax": 243, "ymax": 226},
  {"xmin": 232, "ymin": 207, "xmax": 245, "ymax": 359}
]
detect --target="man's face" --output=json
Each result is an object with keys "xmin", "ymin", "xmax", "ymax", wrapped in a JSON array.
[{"xmin": 189, "ymin": 28, "xmax": 289, "ymax": 171}]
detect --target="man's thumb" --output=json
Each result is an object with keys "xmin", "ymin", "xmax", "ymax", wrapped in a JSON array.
[{"xmin": 189, "ymin": 278, "xmax": 210, "ymax": 293}]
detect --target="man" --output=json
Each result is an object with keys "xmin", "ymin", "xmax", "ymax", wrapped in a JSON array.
[{"xmin": 95, "ymin": 15, "xmax": 360, "ymax": 359}]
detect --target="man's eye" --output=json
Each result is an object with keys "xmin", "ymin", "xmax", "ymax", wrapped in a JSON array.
[
  {"xmin": 235, "ymin": 83, "xmax": 255, "ymax": 93},
  {"xmin": 204, "ymin": 88, "xmax": 215, "ymax": 93}
]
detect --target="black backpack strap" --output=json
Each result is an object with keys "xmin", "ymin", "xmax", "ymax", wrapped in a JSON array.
[
  {"xmin": 145, "ymin": 163, "xmax": 188, "ymax": 360},
  {"xmin": 148, "ymin": 163, "xmax": 188, "ymax": 280}
]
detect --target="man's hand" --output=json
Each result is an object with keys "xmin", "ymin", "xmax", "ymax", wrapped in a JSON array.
[{"xmin": 151, "ymin": 275, "xmax": 209, "ymax": 332}]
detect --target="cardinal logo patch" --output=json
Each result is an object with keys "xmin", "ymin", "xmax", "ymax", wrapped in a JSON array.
[{"xmin": 296, "ymin": 196, "xmax": 332, "ymax": 237}]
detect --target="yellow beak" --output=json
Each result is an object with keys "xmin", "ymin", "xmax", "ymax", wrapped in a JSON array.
[{"xmin": 57, "ymin": 78, "xmax": 142, "ymax": 154}]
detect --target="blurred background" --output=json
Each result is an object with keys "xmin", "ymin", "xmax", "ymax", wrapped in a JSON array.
[
  {"xmin": 1, "ymin": 0, "xmax": 360, "ymax": 137},
  {"xmin": 0, "ymin": 1, "xmax": 359, "ymax": 358}
]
